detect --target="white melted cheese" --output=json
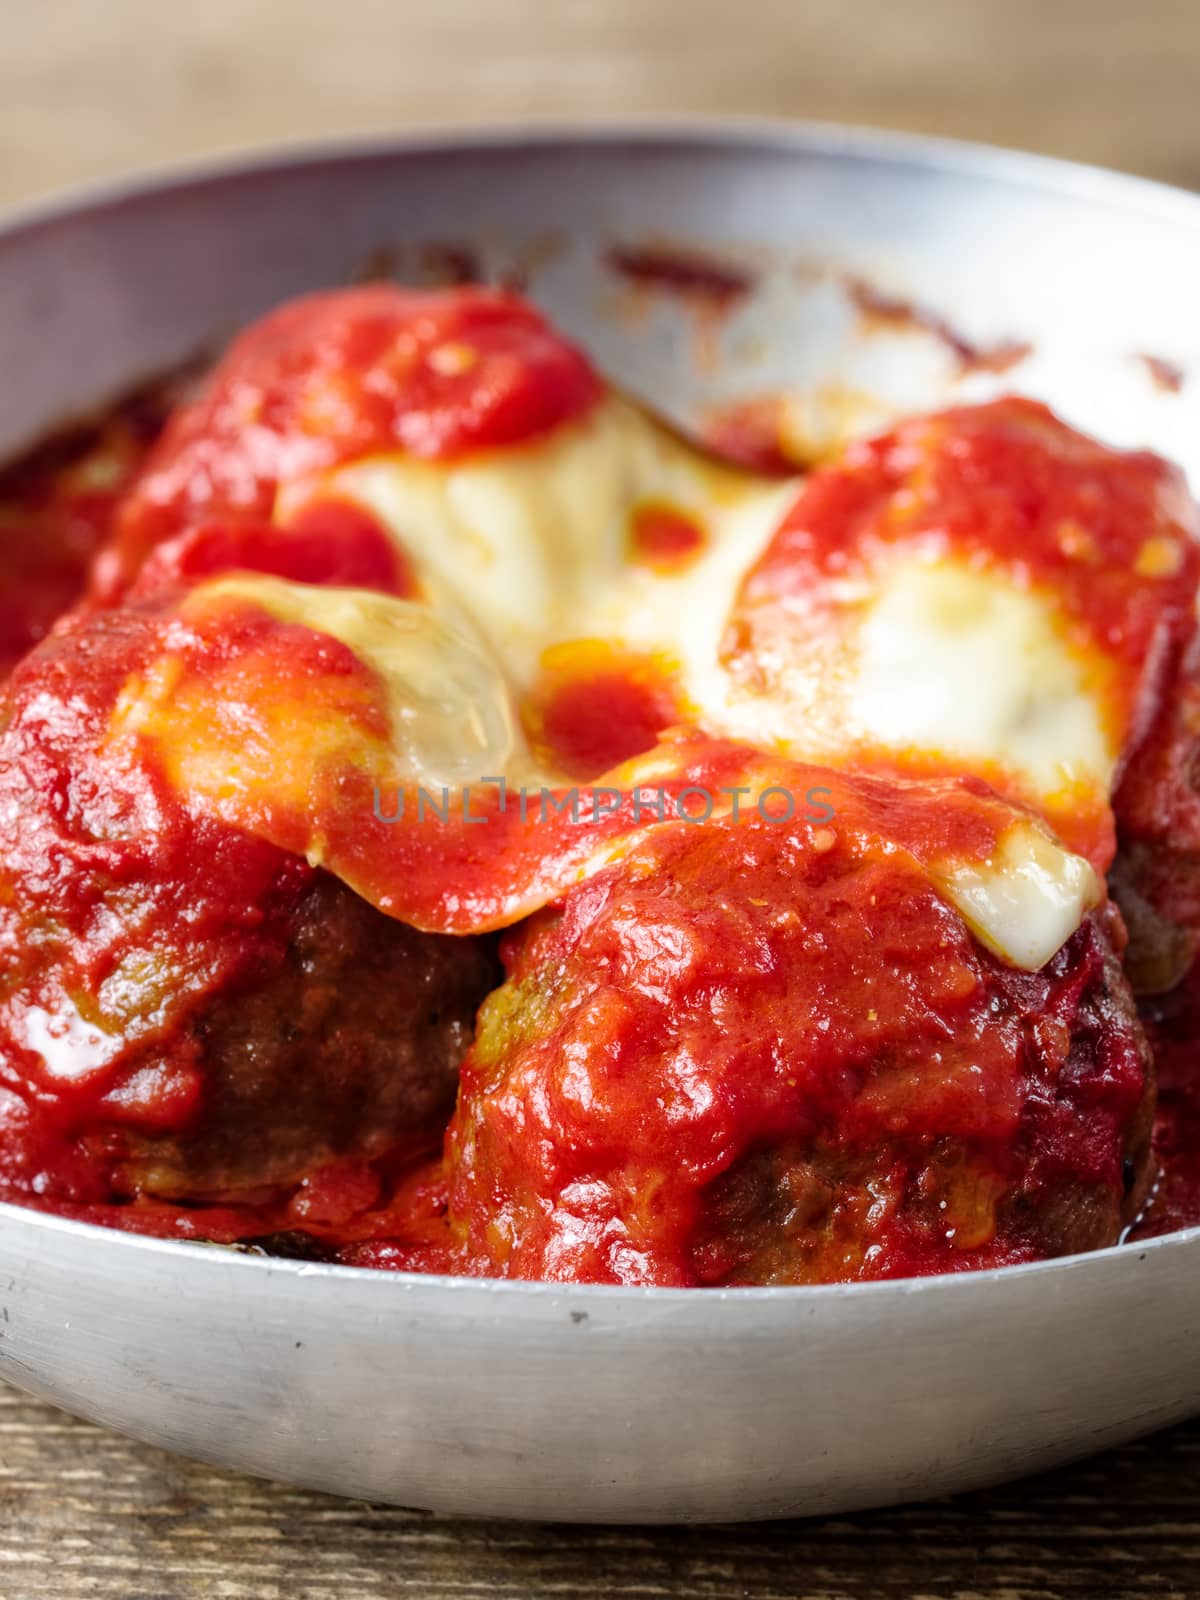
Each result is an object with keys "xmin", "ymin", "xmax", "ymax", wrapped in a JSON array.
[
  {"xmin": 718, "ymin": 555, "xmax": 1116, "ymax": 810},
  {"xmin": 172, "ymin": 399, "xmax": 1114, "ymax": 971},
  {"xmin": 194, "ymin": 576, "xmax": 533, "ymax": 789},
  {"xmin": 931, "ymin": 820, "xmax": 1102, "ymax": 971},
  {"xmin": 279, "ymin": 396, "xmax": 796, "ymax": 711},
  {"xmin": 850, "ymin": 561, "xmax": 1114, "ymax": 802}
]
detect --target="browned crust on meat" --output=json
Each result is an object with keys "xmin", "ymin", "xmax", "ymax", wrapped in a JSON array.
[{"xmin": 118, "ymin": 873, "xmax": 499, "ymax": 1201}]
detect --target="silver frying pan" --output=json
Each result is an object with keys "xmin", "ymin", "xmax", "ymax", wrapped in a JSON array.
[{"xmin": 0, "ymin": 124, "xmax": 1198, "ymax": 1523}]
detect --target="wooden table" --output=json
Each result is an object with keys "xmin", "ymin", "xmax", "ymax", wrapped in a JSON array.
[
  {"xmin": 2, "ymin": 1381, "xmax": 1199, "ymax": 1599},
  {"xmin": 3, "ymin": 0, "xmax": 1200, "ymax": 207},
  {"xmin": 3, "ymin": 2, "xmax": 1200, "ymax": 1594}
]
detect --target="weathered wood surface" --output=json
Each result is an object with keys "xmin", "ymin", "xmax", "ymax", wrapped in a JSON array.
[
  {"xmin": 0, "ymin": 1382, "xmax": 1198, "ymax": 1599},
  {"xmin": 2, "ymin": 0, "xmax": 1200, "ymax": 209}
]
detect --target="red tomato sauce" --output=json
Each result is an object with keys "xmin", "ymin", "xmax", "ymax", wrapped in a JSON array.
[
  {"xmin": 702, "ymin": 394, "xmax": 803, "ymax": 475},
  {"xmin": 605, "ymin": 243, "xmax": 755, "ymax": 313},
  {"xmin": 524, "ymin": 641, "xmax": 683, "ymax": 779},
  {"xmin": 127, "ymin": 500, "xmax": 416, "ymax": 601},
  {"xmin": 734, "ymin": 398, "xmax": 1198, "ymax": 730},
  {"xmin": 0, "ymin": 605, "xmax": 323, "ymax": 1197},
  {"xmin": 727, "ymin": 396, "xmax": 1200, "ymax": 867},
  {"xmin": 0, "ymin": 385, "xmax": 175, "ymax": 674},
  {"xmin": 91, "ymin": 285, "xmax": 605, "ymax": 603},
  {"xmin": 445, "ymin": 803, "xmax": 1147, "ymax": 1285},
  {"xmin": 844, "ymin": 276, "xmax": 1031, "ymax": 376},
  {"xmin": 629, "ymin": 501, "xmax": 707, "ymax": 571},
  {"xmin": 0, "ymin": 291, "xmax": 1198, "ymax": 1276},
  {"xmin": 1121, "ymin": 952, "xmax": 1200, "ymax": 1241}
]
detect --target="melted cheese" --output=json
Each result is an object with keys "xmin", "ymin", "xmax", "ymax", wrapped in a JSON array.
[
  {"xmin": 273, "ymin": 411, "xmax": 1112, "ymax": 969},
  {"xmin": 283, "ymin": 403, "xmax": 1117, "ymax": 827},
  {"xmin": 719, "ymin": 555, "xmax": 1117, "ymax": 822},
  {"xmin": 195, "ymin": 576, "xmax": 533, "ymax": 790},
  {"xmin": 280, "ymin": 396, "xmax": 796, "ymax": 713},
  {"xmin": 931, "ymin": 821, "xmax": 1102, "ymax": 971},
  {"xmin": 851, "ymin": 562, "xmax": 1114, "ymax": 802},
  {"xmin": 113, "ymin": 395, "xmax": 1124, "ymax": 969}
]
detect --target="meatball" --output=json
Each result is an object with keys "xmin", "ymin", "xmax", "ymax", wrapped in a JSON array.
[
  {"xmin": 92, "ymin": 285, "xmax": 603, "ymax": 602},
  {"xmin": 1108, "ymin": 643, "xmax": 1200, "ymax": 1234},
  {"xmin": 115, "ymin": 872, "xmax": 499, "ymax": 1203},
  {"xmin": 1112, "ymin": 636, "xmax": 1200, "ymax": 994},
  {"xmin": 721, "ymin": 396, "xmax": 1199, "ymax": 866},
  {"xmin": 446, "ymin": 792, "xmax": 1152, "ymax": 1286},
  {"xmin": 0, "ymin": 600, "xmax": 497, "ymax": 1215}
]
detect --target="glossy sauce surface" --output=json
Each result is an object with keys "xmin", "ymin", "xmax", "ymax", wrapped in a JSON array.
[
  {"xmin": 0, "ymin": 288, "xmax": 1198, "ymax": 1277},
  {"xmin": 0, "ymin": 386, "xmax": 178, "ymax": 674},
  {"xmin": 445, "ymin": 797, "xmax": 1146, "ymax": 1286},
  {"xmin": 726, "ymin": 397, "xmax": 1200, "ymax": 868}
]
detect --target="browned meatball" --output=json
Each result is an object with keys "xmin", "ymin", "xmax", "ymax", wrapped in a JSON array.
[
  {"xmin": 1112, "ymin": 639, "xmax": 1200, "ymax": 995},
  {"xmin": 691, "ymin": 934, "xmax": 1154, "ymax": 1287},
  {"xmin": 116, "ymin": 873, "xmax": 499, "ymax": 1202},
  {"xmin": 0, "ymin": 560, "xmax": 499, "ymax": 1224},
  {"xmin": 447, "ymin": 789, "xmax": 1154, "ymax": 1287}
]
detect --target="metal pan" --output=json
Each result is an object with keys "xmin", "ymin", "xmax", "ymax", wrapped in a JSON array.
[{"xmin": 0, "ymin": 124, "xmax": 1198, "ymax": 1524}]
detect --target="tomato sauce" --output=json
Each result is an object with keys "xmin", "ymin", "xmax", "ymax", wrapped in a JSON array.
[
  {"xmin": 0, "ymin": 384, "xmax": 176, "ymax": 674},
  {"xmin": 727, "ymin": 396, "xmax": 1200, "ymax": 866},
  {"xmin": 1129, "ymin": 963, "xmax": 1200, "ymax": 1240},
  {"xmin": 734, "ymin": 398, "xmax": 1198, "ymax": 735},
  {"xmin": 605, "ymin": 243, "xmax": 755, "ymax": 313},
  {"xmin": 844, "ymin": 276, "xmax": 1031, "ymax": 376},
  {"xmin": 445, "ymin": 800, "xmax": 1147, "ymax": 1285},
  {"xmin": 1140, "ymin": 353, "xmax": 1186, "ymax": 394},
  {"xmin": 524, "ymin": 641, "xmax": 682, "ymax": 779},
  {"xmin": 127, "ymin": 502, "xmax": 415, "ymax": 600},
  {"xmin": 629, "ymin": 501, "xmax": 707, "ymax": 571},
  {"xmin": 0, "ymin": 286, "xmax": 1198, "ymax": 1278},
  {"xmin": 91, "ymin": 285, "xmax": 605, "ymax": 603},
  {"xmin": 702, "ymin": 394, "xmax": 803, "ymax": 475}
]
